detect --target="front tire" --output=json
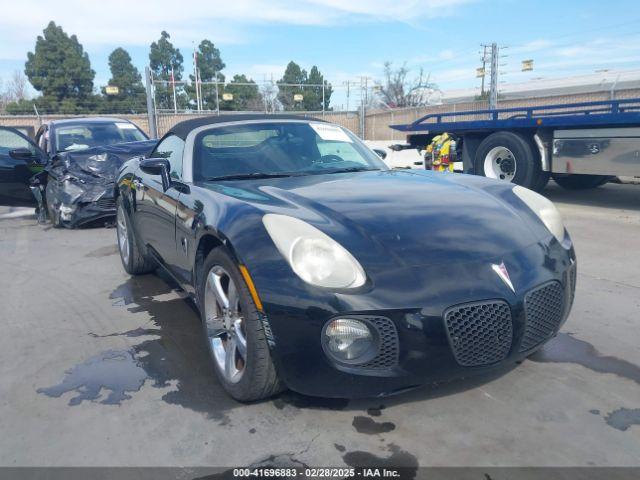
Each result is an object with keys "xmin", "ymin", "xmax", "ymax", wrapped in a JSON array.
[
  {"xmin": 116, "ymin": 197, "xmax": 156, "ymax": 275},
  {"xmin": 475, "ymin": 132, "xmax": 542, "ymax": 190},
  {"xmin": 553, "ymin": 174, "xmax": 611, "ymax": 190},
  {"xmin": 199, "ymin": 248, "xmax": 283, "ymax": 402}
]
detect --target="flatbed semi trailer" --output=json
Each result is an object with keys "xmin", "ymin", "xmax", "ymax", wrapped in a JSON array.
[{"xmin": 389, "ymin": 98, "xmax": 640, "ymax": 191}]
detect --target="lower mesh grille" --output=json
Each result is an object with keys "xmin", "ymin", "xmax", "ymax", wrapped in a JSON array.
[
  {"xmin": 358, "ymin": 316, "xmax": 399, "ymax": 370},
  {"xmin": 519, "ymin": 281, "xmax": 564, "ymax": 352},
  {"xmin": 95, "ymin": 197, "xmax": 116, "ymax": 210},
  {"xmin": 566, "ymin": 262, "xmax": 577, "ymax": 314},
  {"xmin": 444, "ymin": 301, "xmax": 513, "ymax": 367}
]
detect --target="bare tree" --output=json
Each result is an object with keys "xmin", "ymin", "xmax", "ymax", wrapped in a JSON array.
[
  {"xmin": 260, "ymin": 82, "xmax": 279, "ymax": 112},
  {"xmin": 0, "ymin": 71, "xmax": 31, "ymax": 113},
  {"xmin": 0, "ymin": 79, "xmax": 7, "ymax": 112},
  {"xmin": 8, "ymin": 71, "xmax": 29, "ymax": 101},
  {"xmin": 375, "ymin": 62, "xmax": 439, "ymax": 108}
]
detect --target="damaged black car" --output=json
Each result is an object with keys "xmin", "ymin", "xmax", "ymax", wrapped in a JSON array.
[
  {"xmin": 0, "ymin": 125, "xmax": 156, "ymax": 227},
  {"xmin": 43, "ymin": 140, "xmax": 156, "ymax": 227}
]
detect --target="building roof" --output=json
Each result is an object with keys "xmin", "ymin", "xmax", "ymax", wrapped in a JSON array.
[
  {"xmin": 169, "ymin": 114, "xmax": 324, "ymax": 139},
  {"xmin": 441, "ymin": 69, "xmax": 640, "ymax": 103}
]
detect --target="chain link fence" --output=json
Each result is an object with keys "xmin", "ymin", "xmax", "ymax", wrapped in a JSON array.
[{"xmin": 2, "ymin": 72, "xmax": 640, "ymax": 141}]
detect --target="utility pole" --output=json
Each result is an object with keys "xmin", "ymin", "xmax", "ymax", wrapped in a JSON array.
[
  {"xmin": 214, "ymin": 72, "xmax": 220, "ymax": 115},
  {"xmin": 479, "ymin": 44, "xmax": 489, "ymax": 97},
  {"xmin": 489, "ymin": 42, "xmax": 499, "ymax": 109},
  {"xmin": 145, "ymin": 66, "xmax": 158, "ymax": 139},
  {"xmin": 359, "ymin": 76, "xmax": 371, "ymax": 139}
]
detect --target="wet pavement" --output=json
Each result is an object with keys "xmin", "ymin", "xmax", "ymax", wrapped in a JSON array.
[{"xmin": 0, "ymin": 182, "xmax": 639, "ymax": 467}]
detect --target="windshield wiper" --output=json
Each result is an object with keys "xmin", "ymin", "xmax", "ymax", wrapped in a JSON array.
[
  {"xmin": 316, "ymin": 167, "xmax": 380, "ymax": 174},
  {"xmin": 205, "ymin": 172, "xmax": 301, "ymax": 181}
]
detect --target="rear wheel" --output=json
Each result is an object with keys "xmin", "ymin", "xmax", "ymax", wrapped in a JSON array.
[
  {"xmin": 553, "ymin": 174, "xmax": 611, "ymax": 190},
  {"xmin": 199, "ymin": 248, "xmax": 283, "ymax": 401},
  {"xmin": 475, "ymin": 132, "xmax": 543, "ymax": 190}
]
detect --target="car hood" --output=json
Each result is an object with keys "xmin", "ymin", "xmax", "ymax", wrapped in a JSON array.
[
  {"xmin": 203, "ymin": 170, "xmax": 540, "ymax": 268},
  {"xmin": 49, "ymin": 139, "xmax": 157, "ymax": 183}
]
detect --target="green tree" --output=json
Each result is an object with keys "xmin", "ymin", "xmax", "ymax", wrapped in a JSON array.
[
  {"xmin": 277, "ymin": 62, "xmax": 332, "ymax": 111},
  {"xmin": 277, "ymin": 61, "xmax": 307, "ymax": 111},
  {"xmin": 187, "ymin": 39, "xmax": 225, "ymax": 110},
  {"xmin": 303, "ymin": 66, "xmax": 332, "ymax": 111},
  {"xmin": 149, "ymin": 31, "xmax": 185, "ymax": 109},
  {"xmin": 24, "ymin": 21, "xmax": 96, "ymax": 113},
  {"xmin": 102, "ymin": 47, "xmax": 146, "ymax": 113},
  {"xmin": 223, "ymin": 75, "xmax": 263, "ymax": 111}
]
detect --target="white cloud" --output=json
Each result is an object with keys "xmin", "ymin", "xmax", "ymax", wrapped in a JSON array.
[
  {"xmin": 510, "ymin": 39, "xmax": 553, "ymax": 54},
  {"xmin": 0, "ymin": 0, "xmax": 474, "ymax": 61}
]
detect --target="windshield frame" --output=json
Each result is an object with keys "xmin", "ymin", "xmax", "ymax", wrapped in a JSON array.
[
  {"xmin": 182, "ymin": 119, "xmax": 388, "ymax": 183},
  {"xmin": 52, "ymin": 121, "xmax": 148, "ymax": 153}
]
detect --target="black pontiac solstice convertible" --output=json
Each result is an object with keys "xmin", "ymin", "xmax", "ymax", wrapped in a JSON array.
[{"xmin": 114, "ymin": 115, "xmax": 576, "ymax": 401}]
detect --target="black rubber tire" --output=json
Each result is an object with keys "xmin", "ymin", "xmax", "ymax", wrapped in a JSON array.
[
  {"xmin": 475, "ymin": 131, "xmax": 541, "ymax": 190},
  {"xmin": 531, "ymin": 171, "xmax": 551, "ymax": 193},
  {"xmin": 198, "ymin": 247, "xmax": 284, "ymax": 402},
  {"xmin": 116, "ymin": 197, "xmax": 156, "ymax": 275},
  {"xmin": 553, "ymin": 174, "xmax": 611, "ymax": 190}
]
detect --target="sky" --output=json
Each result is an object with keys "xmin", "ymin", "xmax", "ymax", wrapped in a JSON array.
[{"xmin": 1, "ymin": 0, "xmax": 640, "ymax": 109}]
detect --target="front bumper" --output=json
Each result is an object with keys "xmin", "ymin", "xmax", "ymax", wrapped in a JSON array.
[
  {"xmin": 255, "ymin": 238, "xmax": 576, "ymax": 398},
  {"xmin": 45, "ymin": 177, "xmax": 116, "ymax": 228}
]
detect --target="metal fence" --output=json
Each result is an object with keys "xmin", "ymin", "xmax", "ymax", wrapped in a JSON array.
[
  {"xmin": 153, "ymin": 110, "xmax": 361, "ymax": 138},
  {"xmin": 2, "ymin": 83, "xmax": 640, "ymax": 141}
]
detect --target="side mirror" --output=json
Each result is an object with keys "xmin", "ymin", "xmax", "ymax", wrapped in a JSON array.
[
  {"xmin": 373, "ymin": 148, "xmax": 387, "ymax": 160},
  {"xmin": 140, "ymin": 158, "xmax": 171, "ymax": 191},
  {"xmin": 9, "ymin": 147, "xmax": 37, "ymax": 161}
]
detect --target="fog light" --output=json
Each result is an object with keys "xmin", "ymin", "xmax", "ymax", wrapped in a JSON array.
[{"xmin": 323, "ymin": 318, "xmax": 375, "ymax": 363}]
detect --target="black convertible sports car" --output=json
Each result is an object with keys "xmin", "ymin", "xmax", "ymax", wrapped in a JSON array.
[{"xmin": 115, "ymin": 114, "xmax": 576, "ymax": 401}]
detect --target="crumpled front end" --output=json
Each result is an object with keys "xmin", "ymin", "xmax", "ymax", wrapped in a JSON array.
[
  {"xmin": 39, "ymin": 140, "xmax": 155, "ymax": 228},
  {"xmin": 45, "ymin": 175, "xmax": 116, "ymax": 228}
]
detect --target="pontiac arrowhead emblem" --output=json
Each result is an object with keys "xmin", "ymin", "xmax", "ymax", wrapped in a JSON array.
[{"xmin": 492, "ymin": 261, "xmax": 515, "ymax": 293}]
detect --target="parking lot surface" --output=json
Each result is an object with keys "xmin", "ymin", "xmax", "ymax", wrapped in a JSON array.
[{"xmin": 0, "ymin": 182, "xmax": 639, "ymax": 467}]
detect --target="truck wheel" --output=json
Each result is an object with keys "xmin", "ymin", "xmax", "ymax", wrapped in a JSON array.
[
  {"xmin": 475, "ymin": 132, "xmax": 541, "ymax": 190},
  {"xmin": 553, "ymin": 174, "xmax": 611, "ymax": 190},
  {"xmin": 532, "ymin": 171, "xmax": 551, "ymax": 192}
]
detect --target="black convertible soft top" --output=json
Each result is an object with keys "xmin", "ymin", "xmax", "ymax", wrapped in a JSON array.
[{"xmin": 169, "ymin": 114, "xmax": 325, "ymax": 140}]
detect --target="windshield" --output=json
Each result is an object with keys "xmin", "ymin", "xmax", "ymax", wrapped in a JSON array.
[
  {"xmin": 193, "ymin": 121, "xmax": 388, "ymax": 181},
  {"xmin": 54, "ymin": 122, "xmax": 148, "ymax": 153}
]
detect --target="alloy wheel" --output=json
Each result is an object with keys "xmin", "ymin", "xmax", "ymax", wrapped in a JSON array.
[
  {"xmin": 204, "ymin": 265, "xmax": 247, "ymax": 383},
  {"xmin": 116, "ymin": 206, "xmax": 130, "ymax": 265}
]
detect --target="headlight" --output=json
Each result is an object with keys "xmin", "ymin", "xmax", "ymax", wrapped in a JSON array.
[
  {"xmin": 262, "ymin": 214, "xmax": 366, "ymax": 288},
  {"xmin": 512, "ymin": 185, "xmax": 565, "ymax": 242}
]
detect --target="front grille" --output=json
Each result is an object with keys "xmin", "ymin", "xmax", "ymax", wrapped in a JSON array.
[
  {"xmin": 519, "ymin": 281, "xmax": 564, "ymax": 352},
  {"xmin": 95, "ymin": 197, "xmax": 116, "ymax": 210},
  {"xmin": 444, "ymin": 300, "xmax": 513, "ymax": 367},
  {"xmin": 358, "ymin": 316, "xmax": 399, "ymax": 370}
]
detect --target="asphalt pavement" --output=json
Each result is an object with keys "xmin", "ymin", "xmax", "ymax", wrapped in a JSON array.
[{"xmin": 0, "ymin": 181, "xmax": 639, "ymax": 468}]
